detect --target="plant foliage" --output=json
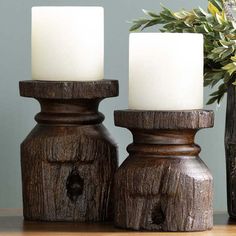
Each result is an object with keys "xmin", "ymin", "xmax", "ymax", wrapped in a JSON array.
[{"xmin": 130, "ymin": 0, "xmax": 236, "ymax": 104}]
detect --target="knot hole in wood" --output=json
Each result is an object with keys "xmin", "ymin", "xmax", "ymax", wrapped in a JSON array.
[
  {"xmin": 66, "ymin": 169, "xmax": 84, "ymax": 202},
  {"xmin": 151, "ymin": 204, "xmax": 165, "ymax": 228}
]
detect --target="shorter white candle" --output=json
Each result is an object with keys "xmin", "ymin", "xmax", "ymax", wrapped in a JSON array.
[
  {"xmin": 32, "ymin": 6, "xmax": 104, "ymax": 81},
  {"xmin": 129, "ymin": 33, "xmax": 204, "ymax": 110}
]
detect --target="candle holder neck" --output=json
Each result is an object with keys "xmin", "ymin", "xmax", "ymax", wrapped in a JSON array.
[
  {"xmin": 35, "ymin": 98, "xmax": 104, "ymax": 125},
  {"xmin": 128, "ymin": 129, "xmax": 200, "ymax": 158},
  {"xmin": 20, "ymin": 80, "xmax": 119, "ymax": 125}
]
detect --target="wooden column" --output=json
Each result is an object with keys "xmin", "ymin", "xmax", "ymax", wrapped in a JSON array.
[
  {"xmin": 19, "ymin": 80, "xmax": 118, "ymax": 222},
  {"xmin": 225, "ymin": 84, "xmax": 236, "ymax": 218},
  {"xmin": 114, "ymin": 110, "xmax": 214, "ymax": 231}
]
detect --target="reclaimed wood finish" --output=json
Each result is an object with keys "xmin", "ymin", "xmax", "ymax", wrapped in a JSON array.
[
  {"xmin": 20, "ymin": 80, "xmax": 118, "ymax": 99},
  {"xmin": 114, "ymin": 110, "xmax": 214, "ymax": 232},
  {"xmin": 19, "ymin": 80, "xmax": 118, "ymax": 222},
  {"xmin": 225, "ymin": 84, "xmax": 236, "ymax": 218},
  {"xmin": 114, "ymin": 110, "xmax": 214, "ymax": 130}
]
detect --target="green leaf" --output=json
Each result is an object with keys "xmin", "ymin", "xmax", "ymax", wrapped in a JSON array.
[
  {"xmin": 217, "ymin": 93, "xmax": 224, "ymax": 103},
  {"xmin": 231, "ymin": 55, "xmax": 236, "ymax": 62},
  {"xmin": 220, "ymin": 47, "xmax": 234, "ymax": 59},
  {"xmin": 208, "ymin": 1, "xmax": 220, "ymax": 16},
  {"xmin": 207, "ymin": 96, "xmax": 218, "ymax": 104},
  {"xmin": 141, "ymin": 19, "xmax": 163, "ymax": 30},
  {"xmin": 142, "ymin": 9, "xmax": 159, "ymax": 18},
  {"xmin": 210, "ymin": 0, "xmax": 223, "ymax": 11},
  {"xmin": 133, "ymin": 18, "xmax": 150, "ymax": 24},
  {"xmin": 223, "ymin": 72, "xmax": 231, "ymax": 83},
  {"xmin": 130, "ymin": 23, "xmax": 142, "ymax": 31},
  {"xmin": 198, "ymin": 7, "xmax": 210, "ymax": 17},
  {"xmin": 223, "ymin": 62, "xmax": 236, "ymax": 75}
]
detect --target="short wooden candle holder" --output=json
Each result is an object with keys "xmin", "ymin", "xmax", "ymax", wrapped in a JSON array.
[
  {"xmin": 19, "ymin": 80, "xmax": 118, "ymax": 222},
  {"xmin": 114, "ymin": 110, "xmax": 214, "ymax": 232}
]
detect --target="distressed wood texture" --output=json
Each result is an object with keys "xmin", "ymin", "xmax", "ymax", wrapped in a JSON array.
[
  {"xmin": 19, "ymin": 80, "xmax": 118, "ymax": 222},
  {"xmin": 114, "ymin": 110, "xmax": 214, "ymax": 232},
  {"xmin": 225, "ymin": 84, "xmax": 236, "ymax": 218}
]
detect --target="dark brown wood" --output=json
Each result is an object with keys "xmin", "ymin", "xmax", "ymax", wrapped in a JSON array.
[
  {"xmin": 19, "ymin": 80, "xmax": 118, "ymax": 222},
  {"xmin": 19, "ymin": 80, "xmax": 118, "ymax": 99},
  {"xmin": 225, "ymin": 84, "xmax": 236, "ymax": 218},
  {"xmin": 114, "ymin": 110, "xmax": 214, "ymax": 232},
  {"xmin": 114, "ymin": 110, "xmax": 214, "ymax": 129}
]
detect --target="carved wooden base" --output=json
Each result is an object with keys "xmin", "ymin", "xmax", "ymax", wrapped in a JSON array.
[
  {"xmin": 19, "ymin": 80, "xmax": 118, "ymax": 222},
  {"xmin": 114, "ymin": 110, "xmax": 214, "ymax": 231}
]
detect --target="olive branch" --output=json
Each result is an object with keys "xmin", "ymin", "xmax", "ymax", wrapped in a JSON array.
[{"xmin": 130, "ymin": 0, "xmax": 236, "ymax": 104}]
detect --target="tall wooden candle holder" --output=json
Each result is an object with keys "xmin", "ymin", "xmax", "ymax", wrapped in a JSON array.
[
  {"xmin": 114, "ymin": 110, "xmax": 214, "ymax": 232},
  {"xmin": 19, "ymin": 80, "xmax": 118, "ymax": 222}
]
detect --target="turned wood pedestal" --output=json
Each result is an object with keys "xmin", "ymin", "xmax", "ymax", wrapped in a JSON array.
[
  {"xmin": 19, "ymin": 80, "xmax": 118, "ymax": 222},
  {"xmin": 114, "ymin": 110, "xmax": 214, "ymax": 232}
]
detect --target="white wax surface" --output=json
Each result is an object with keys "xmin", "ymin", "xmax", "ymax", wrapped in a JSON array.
[
  {"xmin": 32, "ymin": 7, "xmax": 104, "ymax": 81},
  {"xmin": 129, "ymin": 33, "xmax": 204, "ymax": 110}
]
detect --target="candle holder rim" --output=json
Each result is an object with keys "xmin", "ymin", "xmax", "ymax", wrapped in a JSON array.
[
  {"xmin": 19, "ymin": 80, "xmax": 119, "ymax": 99},
  {"xmin": 114, "ymin": 109, "xmax": 214, "ymax": 130}
]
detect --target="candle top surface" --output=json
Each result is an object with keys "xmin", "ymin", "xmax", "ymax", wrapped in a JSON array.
[
  {"xmin": 32, "ymin": 6, "xmax": 103, "ymax": 10},
  {"xmin": 32, "ymin": 6, "xmax": 104, "ymax": 15},
  {"xmin": 130, "ymin": 32, "xmax": 203, "ymax": 40}
]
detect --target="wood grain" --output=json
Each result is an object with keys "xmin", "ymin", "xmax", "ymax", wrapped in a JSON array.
[
  {"xmin": 19, "ymin": 80, "xmax": 118, "ymax": 222},
  {"xmin": 114, "ymin": 110, "xmax": 214, "ymax": 232},
  {"xmin": 114, "ymin": 110, "xmax": 214, "ymax": 129},
  {"xmin": 19, "ymin": 80, "xmax": 119, "ymax": 99},
  {"xmin": 225, "ymin": 83, "xmax": 236, "ymax": 218}
]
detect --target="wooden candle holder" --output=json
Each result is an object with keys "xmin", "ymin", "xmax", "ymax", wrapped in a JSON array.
[
  {"xmin": 19, "ymin": 80, "xmax": 118, "ymax": 222},
  {"xmin": 114, "ymin": 110, "xmax": 214, "ymax": 232}
]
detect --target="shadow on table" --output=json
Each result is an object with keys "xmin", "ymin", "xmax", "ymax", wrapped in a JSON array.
[
  {"xmin": 0, "ymin": 216, "xmax": 125, "ymax": 233},
  {"xmin": 0, "ymin": 214, "xmax": 235, "ymax": 233}
]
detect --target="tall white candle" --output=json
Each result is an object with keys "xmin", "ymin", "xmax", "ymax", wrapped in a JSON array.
[
  {"xmin": 129, "ymin": 33, "xmax": 203, "ymax": 110},
  {"xmin": 32, "ymin": 7, "xmax": 104, "ymax": 81}
]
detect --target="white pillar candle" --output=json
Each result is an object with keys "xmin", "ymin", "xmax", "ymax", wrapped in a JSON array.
[
  {"xmin": 129, "ymin": 33, "xmax": 203, "ymax": 110},
  {"xmin": 32, "ymin": 7, "xmax": 104, "ymax": 81}
]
